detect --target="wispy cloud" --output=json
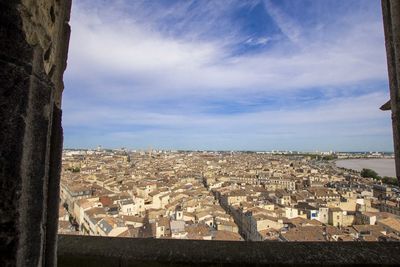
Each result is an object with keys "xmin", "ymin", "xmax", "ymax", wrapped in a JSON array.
[
  {"xmin": 63, "ymin": 0, "xmax": 392, "ymax": 151},
  {"xmin": 67, "ymin": 0, "xmax": 387, "ymax": 97},
  {"xmin": 263, "ymin": 0, "xmax": 302, "ymax": 44}
]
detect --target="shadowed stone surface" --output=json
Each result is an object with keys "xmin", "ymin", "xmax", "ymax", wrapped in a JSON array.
[
  {"xmin": 0, "ymin": 0, "xmax": 71, "ymax": 266},
  {"xmin": 58, "ymin": 235, "xmax": 400, "ymax": 266},
  {"xmin": 382, "ymin": 0, "xmax": 400, "ymax": 183}
]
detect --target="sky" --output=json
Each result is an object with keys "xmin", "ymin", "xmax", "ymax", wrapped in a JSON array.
[{"xmin": 63, "ymin": 0, "xmax": 393, "ymax": 152}]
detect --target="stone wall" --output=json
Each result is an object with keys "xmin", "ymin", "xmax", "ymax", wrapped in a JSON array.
[
  {"xmin": 0, "ymin": 0, "xmax": 71, "ymax": 266},
  {"xmin": 382, "ymin": 0, "xmax": 400, "ymax": 184},
  {"xmin": 58, "ymin": 235, "xmax": 400, "ymax": 266}
]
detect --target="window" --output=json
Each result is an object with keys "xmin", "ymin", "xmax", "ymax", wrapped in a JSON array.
[{"xmin": 58, "ymin": 0, "xmax": 397, "ymax": 245}]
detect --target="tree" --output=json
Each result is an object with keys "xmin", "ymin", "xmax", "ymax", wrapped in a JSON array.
[
  {"xmin": 381, "ymin": 176, "xmax": 398, "ymax": 186},
  {"xmin": 67, "ymin": 167, "xmax": 80, "ymax": 173},
  {"xmin": 360, "ymin": 168, "xmax": 379, "ymax": 179},
  {"xmin": 322, "ymin": 155, "xmax": 337, "ymax": 161}
]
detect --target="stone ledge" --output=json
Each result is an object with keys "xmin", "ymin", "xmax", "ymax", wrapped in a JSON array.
[{"xmin": 58, "ymin": 234, "xmax": 400, "ymax": 266}]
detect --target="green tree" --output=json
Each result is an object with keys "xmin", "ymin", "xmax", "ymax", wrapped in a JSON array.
[
  {"xmin": 360, "ymin": 168, "xmax": 379, "ymax": 179},
  {"xmin": 322, "ymin": 155, "xmax": 337, "ymax": 161},
  {"xmin": 67, "ymin": 167, "xmax": 80, "ymax": 173},
  {"xmin": 381, "ymin": 176, "xmax": 398, "ymax": 186}
]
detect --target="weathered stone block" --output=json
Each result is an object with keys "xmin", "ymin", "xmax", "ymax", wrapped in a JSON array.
[{"xmin": 0, "ymin": 0, "xmax": 71, "ymax": 266}]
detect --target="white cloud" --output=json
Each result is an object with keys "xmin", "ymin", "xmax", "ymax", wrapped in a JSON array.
[
  {"xmin": 63, "ymin": 0, "xmax": 392, "ymax": 150},
  {"xmin": 65, "ymin": 0, "xmax": 387, "ymax": 101},
  {"xmin": 246, "ymin": 37, "xmax": 270, "ymax": 45},
  {"xmin": 63, "ymin": 91, "xmax": 392, "ymax": 150},
  {"xmin": 263, "ymin": 0, "xmax": 302, "ymax": 44},
  {"xmin": 64, "ymin": 91, "xmax": 389, "ymax": 130}
]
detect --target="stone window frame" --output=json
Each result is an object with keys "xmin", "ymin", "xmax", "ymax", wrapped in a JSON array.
[{"xmin": 1, "ymin": 0, "xmax": 400, "ymax": 266}]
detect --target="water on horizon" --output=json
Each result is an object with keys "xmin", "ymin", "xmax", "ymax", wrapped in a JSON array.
[{"xmin": 335, "ymin": 158, "xmax": 396, "ymax": 178}]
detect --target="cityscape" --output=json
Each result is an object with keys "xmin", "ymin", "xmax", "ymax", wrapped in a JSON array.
[{"xmin": 59, "ymin": 149, "xmax": 400, "ymax": 241}]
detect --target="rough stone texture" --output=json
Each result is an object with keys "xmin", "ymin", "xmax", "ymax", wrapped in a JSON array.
[
  {"xmin": 19, "ymin": 0, "xmax": 71, "ymax": 108},
  {"xmin": 382, "ymin": 0, "xmax": 400, "ymax": 184},
  {"xmin": 45, "ymin": 105, "xmax": 63, "ymax": 266},
  {"xmin": 58, "ymin": 235, "xmax": 400, "ymax": 266},
  {"xmin": 0, "ymin": 0, "xmax": 71, "ymax": 266}
]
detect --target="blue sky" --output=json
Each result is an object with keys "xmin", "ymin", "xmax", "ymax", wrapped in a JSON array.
[{"xmin": 63, "ymin": 0, "xmax": 393, "ymax": 152}]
